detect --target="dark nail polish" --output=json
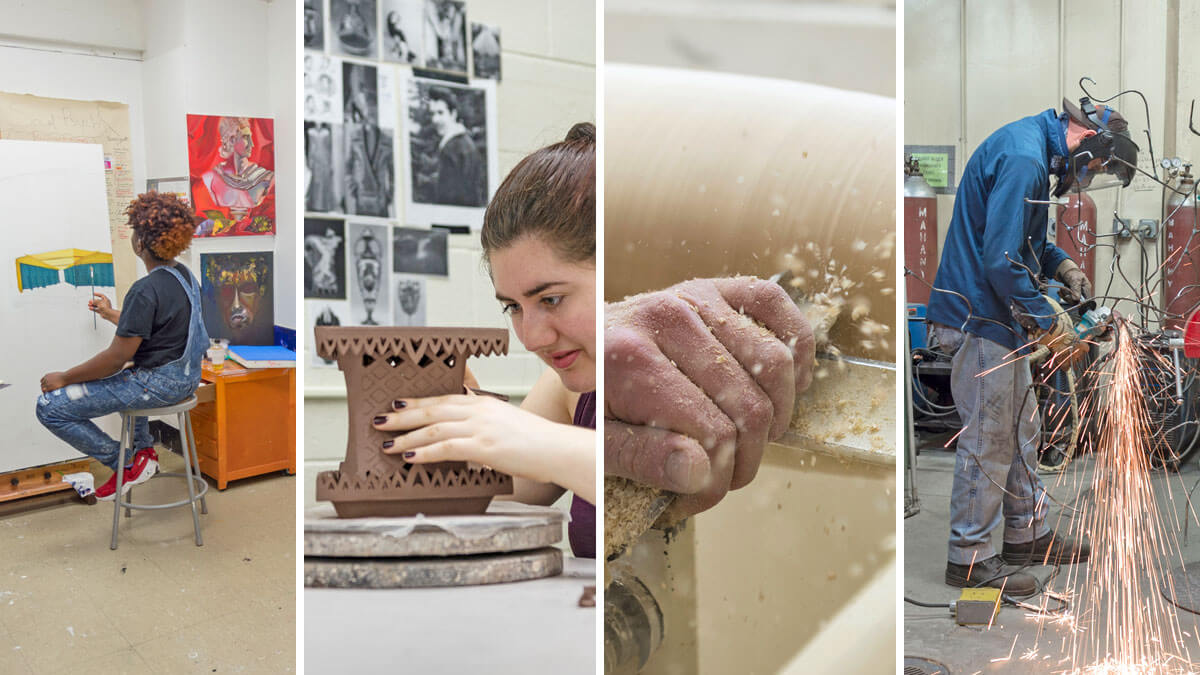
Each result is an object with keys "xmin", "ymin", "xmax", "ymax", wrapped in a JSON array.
[
  {"xmin": 403, "ymin": 451, "xmax": 416, "ymax": 459},
  {"xmin": 373, "ymin": 416, "xmax": 387, "ymax": 425},
  {"xmin": 382, "ymin": 440, "xmax": 394, "ymax": 449},
  {"xmin": 393, "ymin": 400, "xmax": 406, "ymax": 409}
]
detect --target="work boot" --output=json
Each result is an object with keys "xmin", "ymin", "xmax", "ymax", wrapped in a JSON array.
[
  {"xmin": 1001, "ymin": 531, "xmax": 1090, "ymax": 566},
  {"xmin": 945, "ymin": 556, "xmax": 1037, "ymax": 597}
]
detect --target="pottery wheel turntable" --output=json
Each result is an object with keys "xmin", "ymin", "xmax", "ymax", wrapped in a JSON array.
[{"xmin": 305, "ymin": 502, "xmax": 566, "ymax": 588}]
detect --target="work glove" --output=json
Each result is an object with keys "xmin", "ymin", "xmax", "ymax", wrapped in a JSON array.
[
  {"xmin": 1055, "ymin": 258, "xmax": 1092, "ymax": 306},
  {"xmin": 1014, "ymin": 309, "xmax": 1043, "ymax": 334},
  {"xmin": 1035, "ymin": 300, "xmax": 1088, "ymax": 369}
]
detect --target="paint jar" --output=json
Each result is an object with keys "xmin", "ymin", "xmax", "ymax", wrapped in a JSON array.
[{"xmin": 207, "ymin": 346, "xmax": 225, "ymax": 373}]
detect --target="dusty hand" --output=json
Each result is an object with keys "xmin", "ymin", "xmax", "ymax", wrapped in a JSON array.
[
  {"xmin": 604, "ymin": 276, "xmax": 814, "ymax": 518},
  {"xmin": 372, "ymin": 395, "xmax": 574, "ymax": 485},
  {"xmin": 40, "ymin": 372, "xmax": 68, "ymax": 393}
]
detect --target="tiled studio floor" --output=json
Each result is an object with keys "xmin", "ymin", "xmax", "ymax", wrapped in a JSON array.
[{"xmin": 0, "ymin": 450, "xmax": 295, "ymax": 674}]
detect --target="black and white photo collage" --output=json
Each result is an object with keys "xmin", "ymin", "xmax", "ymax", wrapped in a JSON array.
[{"xmin": 303, "ymin": 0, "xmax": 500, "ymax": 366}]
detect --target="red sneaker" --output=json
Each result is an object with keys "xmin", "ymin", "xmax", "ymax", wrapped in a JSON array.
[
  {"xmin": 96, "ymin": 448, "xmax": 159, "ymax": 502},
  {"xmin": 95, "ymin": 471, "xmax": 119, "ymax": 501}
]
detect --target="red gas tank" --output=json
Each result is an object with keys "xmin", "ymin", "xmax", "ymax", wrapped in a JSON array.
[
  {"xmin": 904, "ymin": 157, "xmax": 937, "ymax": 305},
  {"xmin": 1054, "ymin": 193, "xmax": 1096, "ymax": 286},
  {"xmin": 1166, "ymin": 166, "xmax": 1200, "ymax": 330}
]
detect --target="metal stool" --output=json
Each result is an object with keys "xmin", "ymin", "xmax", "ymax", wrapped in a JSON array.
[{"xmin": 111, "ymin": 395, "xmax": 209, "ymax": 550}]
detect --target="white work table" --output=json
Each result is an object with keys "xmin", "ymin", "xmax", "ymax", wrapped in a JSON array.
[{"xmin": 304, "ymin": 557, "xmax": 597, "ymax": 674}]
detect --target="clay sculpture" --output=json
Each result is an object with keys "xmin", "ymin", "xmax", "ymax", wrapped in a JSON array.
[{"xmin": 315, "ymin": 326, "xmax": 512, "ymax": 517}]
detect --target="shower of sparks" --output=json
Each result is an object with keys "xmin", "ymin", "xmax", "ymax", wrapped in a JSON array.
[{"xmin": 1033, "ymin": 320, "xmax": 1198, "ymax": 673}]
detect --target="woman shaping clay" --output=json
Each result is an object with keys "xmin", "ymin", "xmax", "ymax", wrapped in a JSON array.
[{"xmin": 372, "ymin": 123, "xmax": 598, "ymax": 558}]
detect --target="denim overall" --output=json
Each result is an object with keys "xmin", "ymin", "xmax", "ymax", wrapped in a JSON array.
[{"xmin": 36, "ymin": 264, "xmax": 210, "ymax": 471}]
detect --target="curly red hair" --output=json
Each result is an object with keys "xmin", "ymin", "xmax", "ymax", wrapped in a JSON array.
[{"xmin": 126, "ymin": 192, "xmax": 198, "ymax": 260}]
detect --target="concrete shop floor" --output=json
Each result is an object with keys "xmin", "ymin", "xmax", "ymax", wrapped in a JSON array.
[
  {"xmin": 0, "ymin": 449, "xmax": 295, "ymax": 674},
  {"xmin": 905, "ymin": 430, "xmax": 1200, "ymax": 673}
]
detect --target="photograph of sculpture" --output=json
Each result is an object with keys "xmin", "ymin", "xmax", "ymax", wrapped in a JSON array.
[
  {"xmin": 305, "ymin": 121, "xmax": 337, "ymax": 212},
  {"xmin": 330, "ymin": 0, "xmax": 377, "ymax": 58},
  {"xmin": 381, "ymin": 0, "xmax": 422, "ymax": 65},
  {"xmin": 471, "ymin": 23, "xmax": 500, "ymax": 81},
  {"xmin": 304, "ymin": 53, "xmax": 343, "ymax": 125},
  {"xmin": 421, "ymin": 0, "xmax": 467, "ymax": 74},
  {"xmin": 187, "ymin": 114, "xmax": 276, "ymax": 237},
  {"xmin": 404, "ymin": 76, "xmax": 493, "ymax": 219},
  {"xmin": 342, "ymin": 61, "xmax": 379, "ymax": 126},
  {"xmin": 342, "ymin": 122, "xmax": 395, "ymax": 217},
  {"xmin": 304, "ymin": 0, "xmax": 324, "ymax": 50},
  {"xmin": 392, "ymin": 226, "xmax": 448, "ymax": 276},
  {"xmin": 308, "ymin": 300, "xmax": 349, "ymax": 366},
  {"xmin": 347, "ymin": 222, "xmax": 390, "ymax": 326},
  {"xmin": 393, "ymin": 276, "xmax": 426, "ymax": 326},
  {"xmin": 200, "ymin": 251, "xmax": 275, "ymax": 346},
  {"xmin": 304, "ymin": 217, "xmax": 347, "ymax": 299}
]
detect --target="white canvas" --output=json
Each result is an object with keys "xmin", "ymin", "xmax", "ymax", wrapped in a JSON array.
[{"xmin": 0, "ymin": 140, "xmax": 120, "ymax": 473}]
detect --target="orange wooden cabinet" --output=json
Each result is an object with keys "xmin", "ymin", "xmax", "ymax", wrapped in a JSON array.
[{"xmin": 192, "ymin": 362, "xmax": 296, "ymax": 489}]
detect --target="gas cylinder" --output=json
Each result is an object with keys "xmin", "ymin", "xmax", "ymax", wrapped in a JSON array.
[
  {"xmin": 1054, "ymin": 193, "xmax": 1096, "ymax": 286},
  {"xmin": 903, "ymin": 156, "xmax": 937, "ymax": 305},
  {"xmin": 1165, "ymin": 165, "xmax": 1199, "ymax": 330}
]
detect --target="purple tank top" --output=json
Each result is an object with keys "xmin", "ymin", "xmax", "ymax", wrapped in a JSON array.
[{"xmin": 568, "ymin": 391, "xmax": 596, "ymax": 559}]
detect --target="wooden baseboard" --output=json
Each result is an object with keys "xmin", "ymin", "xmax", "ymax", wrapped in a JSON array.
[{"xmin": 0, "ymin": 459, "xmax": 93, "ymax": 503}]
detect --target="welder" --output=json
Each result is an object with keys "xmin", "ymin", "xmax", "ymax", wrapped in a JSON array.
[{"xmin": 927, "ymin": 96, "xmax": 1139, "ymax": 595}]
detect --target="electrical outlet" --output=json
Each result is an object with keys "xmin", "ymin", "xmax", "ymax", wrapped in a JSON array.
[
  {"xmin": 1139, "ymin": 219, "xmax": 1159, "ymax": 239},
  {"xmin": 1114, "ymin": 217, "xmax": 1133, "ymax": 239}
]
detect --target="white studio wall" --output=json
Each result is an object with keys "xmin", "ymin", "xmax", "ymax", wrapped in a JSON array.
[
  {"xmin": 142, "ymin": 0, "xmax": 298, "ymax": 329},
  {"xmin": 0, "ymin": 140, "xmax": 120, "ymax": 472},
  {"xmin": 303, "ymin": 0, "xmax": 597, "ymax": 506},
  {"xmin": 0, "ymin": 0, "xmax": 144, "ymax": 53},
  {"xmin": 905, "ymin": 0, "xmax": 1199, "ymax": 324}
]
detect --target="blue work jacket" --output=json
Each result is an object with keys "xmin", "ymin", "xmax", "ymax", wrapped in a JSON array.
[{"xmin": 927, "ymin": 109, "xmax": 1071, "ymax": 351}]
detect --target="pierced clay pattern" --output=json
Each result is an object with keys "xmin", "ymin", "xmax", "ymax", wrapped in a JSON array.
[{"xmin": 314, "ymin": 326, "xmax": 512, "ymax": 517}]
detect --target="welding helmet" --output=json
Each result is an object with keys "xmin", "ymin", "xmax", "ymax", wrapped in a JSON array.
[{"xmin": 1052, "ymin": 97, "xmax": 1139, "ymax": 197}]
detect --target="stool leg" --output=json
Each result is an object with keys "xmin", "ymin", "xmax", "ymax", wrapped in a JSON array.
[
  {"xmin": 185, "ymin": 412, "xmax": 208, "ymax": 515},
  {"xmin": 124, "ymin": 417, "xmax": 134, "ymax": 518},
  {"xmin": 110, "ymin": 414, "xmax": 131, "ymax": 550},
  {"xmin": 180, "ymin": 412, "xmax": 203, "ymax": 547}
]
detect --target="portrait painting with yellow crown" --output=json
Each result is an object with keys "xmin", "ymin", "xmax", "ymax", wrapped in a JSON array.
[
  {"xmin": 200, "ymin": 251, "xmax": 275, "ymax": 345},
  {"xmin": 187, "ymin": 114, "xmax": 277, "ymax": 237}
]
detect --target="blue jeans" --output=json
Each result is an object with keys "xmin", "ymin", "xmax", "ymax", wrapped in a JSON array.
[
  {"xmin": 934, "ymin": 325, "xmax": 1050, "ymax": 565},
  {"xmin": 35, "ymin": 368, "xmax": 190, "ymax": 471}
]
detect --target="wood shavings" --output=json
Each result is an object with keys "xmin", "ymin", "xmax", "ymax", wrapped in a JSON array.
[{"xmin": 603, "ymin": 476, "xmax": 661, "ymax": 560}]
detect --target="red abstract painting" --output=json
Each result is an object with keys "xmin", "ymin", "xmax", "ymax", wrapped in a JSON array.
[{"xmin": 187, "ymin": 114, "xmax": 277, "ymax": 237}]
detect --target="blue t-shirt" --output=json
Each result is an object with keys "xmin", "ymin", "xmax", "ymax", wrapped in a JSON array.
[{"xmin": 927, "ymin": 109, "xmax": 1071, "ymax": 350}]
